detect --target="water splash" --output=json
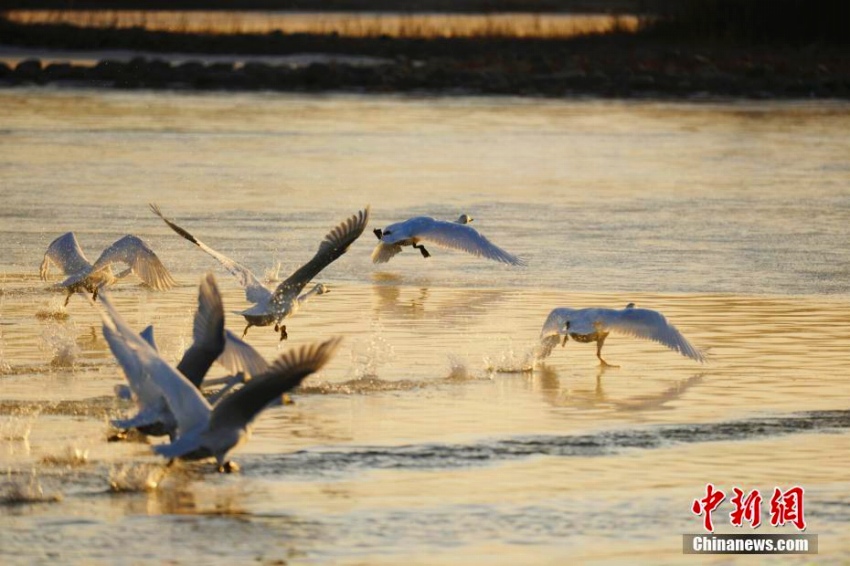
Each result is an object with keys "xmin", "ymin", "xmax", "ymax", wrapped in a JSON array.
[
  {"xmin": 0, "ymin": 471, "xmax": 62, "ymax": 505},
  {"xmin": 40, "ymin": 446, "xmax": 90, "ymax": 467},
  {"xmin": 263, "ymin": 261, "xmax": 282, "ymax": 284},
  {"xmin": 41, "ymin": 322, "xmax": 80, "ymax": 368},
  {"xmin": 108, "ymin": 463, "xmax": 167, "ymax": 492},
  {"xmin": 34, "ymin": 296, "xmax": 71, "ymax": 321},
  {"xmin": 445, "ymin": 354, "xmax": 471, "ymax": 381},
  {"xmin": 349, "ymin": 324, "xmax": 394, "ymax": 379},
  {"xmin": 483, "ymin": 341, "xmax": 535, "ymax": 374}
]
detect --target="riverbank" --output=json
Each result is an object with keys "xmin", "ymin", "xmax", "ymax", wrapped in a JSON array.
[{"xmin": 1, "ymin": 19, "xmax": 848, "ymax": 98}]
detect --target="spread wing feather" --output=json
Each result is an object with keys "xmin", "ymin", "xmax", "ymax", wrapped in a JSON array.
[{"xmin": 91, "ymin": 235, "xmax": 175, "ymax": 291}]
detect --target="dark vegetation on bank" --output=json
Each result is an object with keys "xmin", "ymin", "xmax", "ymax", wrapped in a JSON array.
[{"xmin": 1, "ymin": 0, "xmax": 848, "ymax": 98}]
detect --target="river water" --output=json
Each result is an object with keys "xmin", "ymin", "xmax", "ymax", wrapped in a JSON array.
[{"xmin": 1, "ymin": 90, "xmax": 849, "ymax": 564}]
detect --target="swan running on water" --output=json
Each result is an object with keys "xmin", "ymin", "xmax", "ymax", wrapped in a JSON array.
[
  {"xmin": 151, "ymin": 204, "xmax": 370, "ymax": 340},
  {"xmin": 107, "ymin": 274, "xmax": 269, "ymax": 440},
  {"xmin": 538, "ymin": 303, "xmax": 705, "ymax": 366},
  {"xmin": 40, "ymin": 232, "xmax": 175, "ymax": 304},
  {"xmin": 94, "ymin": 286, "xmax": 341, "ymax": 472},
  {"xmin": 372, "ymin": 214, "xmax": 525, "ymax": 266}
]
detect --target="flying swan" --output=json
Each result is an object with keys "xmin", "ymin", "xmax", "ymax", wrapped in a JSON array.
[
  {"xmin": 106, "ymin": 274, "xmax": 269, "ymax": 439},
  {"xmin": 95, "ymin": 287, "xmax": 340, "ymax": 472},
  {"xmin": 371, "ymin": 214, "xmax": 525, "ymax": 265},
  {"xmin": 151, "ymin": 204, "xmax": 370, "ymax": 340},
  {"xmin": 537, "ymin": 303, "xmax": 705, "ymax": 366},
  {"xmin": 40, "ymin": 232, "xmax": 175, "ymax": 304}
]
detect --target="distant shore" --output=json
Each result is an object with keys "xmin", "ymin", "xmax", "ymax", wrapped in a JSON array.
[{"xmin": 1, "ymin": 18, "xmax": 848, "ymax": 99}]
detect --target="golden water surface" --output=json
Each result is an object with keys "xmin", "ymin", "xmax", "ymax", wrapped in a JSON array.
[{"xmin": 1, "ymin": 90, "xmax": 849, "ymax": 564}]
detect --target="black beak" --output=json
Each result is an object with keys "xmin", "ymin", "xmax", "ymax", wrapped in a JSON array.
[{"xmin": 373, "ymin": 228, "xmax": 383, "ymax": 240}]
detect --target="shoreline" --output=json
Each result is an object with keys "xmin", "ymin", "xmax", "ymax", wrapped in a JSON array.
[{"xmin": 1, "ymin": 20, "xmax": 848, "ymax": 100}]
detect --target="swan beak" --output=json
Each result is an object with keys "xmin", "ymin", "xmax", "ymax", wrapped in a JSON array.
[{"xmin": 373, "ymin": 228, "xmax": 383, "ymax": 240}]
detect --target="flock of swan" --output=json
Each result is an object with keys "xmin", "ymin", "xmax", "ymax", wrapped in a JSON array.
[{"xmin": 38, "ymin": 205, "xmax": 705, "ymax": 472}]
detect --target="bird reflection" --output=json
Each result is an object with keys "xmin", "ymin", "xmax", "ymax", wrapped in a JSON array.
[
  {"xmin": 371, "ymin": 275, "xmax": 508, "ymax": 326},
  {"xmin": 529, "ymin": 365, "xmax": 704, "ymax": 413}
]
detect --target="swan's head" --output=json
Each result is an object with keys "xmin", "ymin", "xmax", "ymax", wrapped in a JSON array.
[
  {"xmin": 456, "ymin": 214, "xmax": 474, "ymax": 224},
  {"xmin": 313, "ymin": 283, "xmax": 330, "ymax": 295}
]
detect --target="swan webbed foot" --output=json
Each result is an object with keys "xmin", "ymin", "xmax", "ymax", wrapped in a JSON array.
[
  {"xmin": 107, "ymin": 430, "xmax": 128, "ymax": 442},
  {"xmin": 413, "ymin": 243, "xmax": 430, "ymax": 258},
  {"xmin": 597, "ymin": 357, "xmax": 619, "ymax": 368},
  {"xmin": 274, "ymin": 323, "xmax": 279, "ymax": 332},
  {"xmin": 373, "ymin": 228, "xmax": 383, "ymax": 240},
  {"xmin": 92, "ymin": 287, "xmax": 99, "ymax": 301},
  {"xmin": 218, "ymin": 461, "xmax": 239, "ymax": 473},
  {"xmin": 279, "ymin": 325, "xmax": 288, "ymax": 341},
  {"xmin": 242, "ymin": 324, "xmax": 251, "ymax": 339}
]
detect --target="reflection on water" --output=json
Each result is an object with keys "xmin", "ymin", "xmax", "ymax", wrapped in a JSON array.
[
  {"xmin": 1, "ymin": 91, "xmax": 849, "ymax": 563},
  {"xmin": 5, "ymin": 11, "xmax": 639, "ymax": 38}
]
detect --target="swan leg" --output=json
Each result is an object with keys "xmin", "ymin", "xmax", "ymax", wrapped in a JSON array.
[
  {"xmin": 596, "ymin": 334, "xmax": 619, "ymax": 368},
  {"xmin": 64, "ymin": 290, "xmax": 73, "ymax": 307},
  {"xmin": 413, "ymin": 243, "xmax": 430, "ymax": 258},
  {"xmin": 561, "ymin": 335, "xmax": 568, "ymax": 347},
  {"xmin": 218, "ymin": 461, "xmax": 239, "ymax": 473},
  {"xmin": 279, "ymin": 325, "xmax": 288, "ymax": 341},
  {"xmin": 107, "ymin": 430, "xmax": 128, "ymax": 442},
  {"xmin": 242, "ymin": 323, "xmax": 252, "ymax": 339},
  {"xmin": 92, "ymin": 287, "xmax": 99, "ymax": 301}
]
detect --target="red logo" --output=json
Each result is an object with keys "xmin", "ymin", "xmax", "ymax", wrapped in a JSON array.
[
  {"xmin": 691, "ymin": 483, "xmax": 726, "ymax": 532},
  {"xmin": 692, "ymin": 485, "xmax": 806, "ymax": 532},
  {"xmin": 770, "ymin": 486, "xmax": 806, "ymax": 531}
]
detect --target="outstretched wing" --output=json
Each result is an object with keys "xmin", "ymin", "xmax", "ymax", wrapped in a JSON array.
[
  {"xmin": 40, "ymin": 232, "xmax": 92, "ymax": 280},
  {"xmin": 150, "ymin": 204, "xmax": 272, "ymax": 305},
  {"xmin": 218, "ymin": 330, "xmax": 271, "ymax": 378},
  {"xmin": 535, "ymin": 308, "xmax": 573, "ymax": 359},
  {"xmin": 271, "ymin": 207, "xmax": 370, "ymax": 307},
  {"xmin": 371, "ymin": 242, "xmax": 404, "ymax": 264},
  {"xmin": 417, "ymin": 220, "xmax": 525, "ymax": 266},
  {"xmin": 598, "ymin": 307, "xmax": 705, "ymax": 362},
  {"xmin": 210, "ymin": 337, "xmax": 342, "ymax": 432},
  {"xmin": 90, "ymin": 235, "xmax": 175, "ymax": 291},
  {"xmin": 96, "ymin": 292, "xmax": 212, "ymax": 436}
]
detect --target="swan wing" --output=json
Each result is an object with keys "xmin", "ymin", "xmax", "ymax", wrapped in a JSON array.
[
  {"xmin": 371, "ymin": 242, "xmax": 404, "ymax": 264},
  {"xmin": 210, "ymin": 337, "xmax": 341, "ymax": 432},
  {"xmin": 417, "ymin": 220, "xmax": 525, "ymax": 265},
  {"xmin": 271, "ymin": 207, "xmax": 369, "ymax": 307},
  {"xmin": 219, "ymin": 330, "xmax": 270, "ymax": 378},
  {"xmin": 597, "ymin": 307, "xmax": 705, "ymax": 362},
  {"xmin": 97, "ymin": 292, "xmax": 212, "ymax": 435},
  {"xmin": 150, "ymin": 204, "xmax": 272, "ymax": 305},
  {"xmin": 535, "ymin": 308, "xmax": 574, "ymax": 359},
  {"xmin": 174, "ymin": 274, "xmax": 226, "ymax": 388},
  {"xmin": 90, "ymin": 235, "xmax": 175, "ymax": 291},
  {"xmin": 40, "ymin": 232, "xmax": 92, "ymax": 280}
]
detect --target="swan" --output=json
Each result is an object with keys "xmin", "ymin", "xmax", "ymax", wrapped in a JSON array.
[
  {"xmin": 151, "ymin": 337, "xmax": 340, "ymax": 473},
  {"xmin": 107, "ymin": 274, "xmax": 269, "ymax": 439},
  {"xmin": 40, "ymin": 232, "xmax": 175, "ymax": 304},
  {"xmin": 371, "ymin": 214, "xmax": 525, "ymax": 265},
  {"xmin": 95, "ymin": 288, "xmax": 340, "ymax": 472},
  {"xmin": 537, "ymin": 303, "xmax": 705, "ymax": 367},
  {"xmin": 151, "ymin": 204, "xmax": 370, "ymax": 340}
]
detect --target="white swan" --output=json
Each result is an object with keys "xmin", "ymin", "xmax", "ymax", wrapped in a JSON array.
[
  {"xmin": 106, "ymin": 274, "xmax": 269, "ymax": 439},
  {"xmin": 538, "ymin": 303, "xmax": 705, "ymax": 366},
  {"xmin": 371, "ymin": 214, "xmax": 525, "ymax": 266},
  {"xmin": 151, "ymin": 337, "xmax": 340, "ymax": 472},
  {"xmin": 151, "ymin": 204, "xmax": 370, "ymax": 340},
  {"xmin": 40, "ymin": 232, "xmax": 175, "ymax": 304}
]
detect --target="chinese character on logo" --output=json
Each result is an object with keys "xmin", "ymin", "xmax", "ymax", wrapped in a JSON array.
[
  {"xmin": 769, "ymin": 486, "xmax": 806, "ymax": 531},
  {"xmin": 692, "ymin": 483, "xmax": 726, "ymax": 532},
  {"xmin": 729, "ymin": 487, "xmax": 762, "ymax": 528}
]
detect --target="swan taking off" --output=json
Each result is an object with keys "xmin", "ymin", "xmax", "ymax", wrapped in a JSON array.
[
  {"xmin": 372, "ymin": 214, "xmax": 525, "ymax": 266},
  {"xmin": 106, "ymin": 274, "xmax": 269, "ymax": 440},
  {"xmin": 151, "ymin": 204, "xmax": 370, "ymax": 341},
  {"xmin": 538, "ymin": 303, "xmax": 705, "ymax": 367},
  {"xmin": 152, "ymin": 337, "xmax": 341, "ymax": 473},
  {"xmin": 40, "ymin": 232, "xmax": 175, "ymax": 304}
]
